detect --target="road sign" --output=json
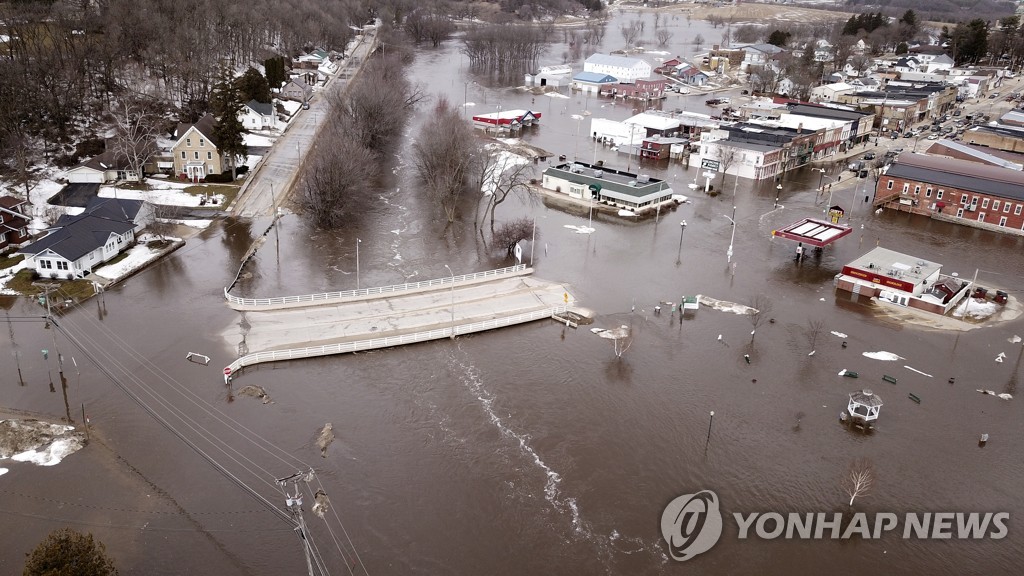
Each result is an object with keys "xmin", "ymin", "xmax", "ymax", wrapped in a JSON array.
[
  {"xmin": 701, "ymin": 159, "xmax": 721, "ymax": 171},
  {"xmin": 223, "ymin": 366, "xmax": 232, "ymax": 376}
]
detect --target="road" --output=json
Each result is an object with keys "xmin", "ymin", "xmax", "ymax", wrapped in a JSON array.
[
  {"xmin": 230, "ymin": 28, "xmax": 377, "ymax": 218},
  {"xmin": 231, "ymin": 275, "xmax": 572, "ymax": 355}
]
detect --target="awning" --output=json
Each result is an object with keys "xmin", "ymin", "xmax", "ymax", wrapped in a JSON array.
[{"xmin": 772, "ymin": 217, "xmax": 853, "ymax": 248}]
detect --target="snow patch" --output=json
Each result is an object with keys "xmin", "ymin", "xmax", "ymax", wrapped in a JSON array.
[
  {"xmin": 242, "ymin": 132, "xmax": 276, "ymax": 147},
  {"xmin": 697, "ymin": 295, "xmax": 757, "ymax": 315},
  {"xmin": 563, "ymin": 225, "xmax": 595, "ymax": 234},
  {"xmin": 904, "ymin": 366, "xmax": 933, "ymax": 377},
  {"xmin": 93, "ymin": 239, "xmax": 178, "ymax": 281},
  {"xmin": 1009, "ymin": 335, "xmax": 1022, "ymax": 344},
  {"xmin": 952, "ymin": 298, "xmax": 999, "ymax": 319},
  {"xmin": 862, "ymin": 351, "xmax": 904, "ymax": 361},
  {"xmin": 0, "ymin": 468, "xmax": 6, "ymax": 476},
  {"xmin": 831, "ymin": 331, "xmax": 848, "ymax": 338},
  {"xmin": 545, "ymin": 92, "xmax": 570, "ymax": 99},
  {"xmin": 618, "ymin": 209, "xmax": 637, "ymax": 217}
]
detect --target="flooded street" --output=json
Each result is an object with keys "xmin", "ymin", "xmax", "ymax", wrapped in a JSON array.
[{"xmin": 3, "ymin": 12, "xmax": 1024, "ymax": 575}]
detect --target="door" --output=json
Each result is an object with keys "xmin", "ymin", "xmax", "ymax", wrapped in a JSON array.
[
  {"xmin": 999, "ymin": 216, "xmax": 1007, "ymax": 227},
  {"xmin": 956, "ymin": 207, "xmax": 964, "ymax": 218},
  {"xmin": 978, "ymin": 212, "xmax": 985, "ymax": 222}
]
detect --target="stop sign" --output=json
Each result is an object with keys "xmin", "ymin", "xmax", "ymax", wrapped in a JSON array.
[{"xmin": 223, "ymin": 367, "xmax": 232, "ymax": 376}]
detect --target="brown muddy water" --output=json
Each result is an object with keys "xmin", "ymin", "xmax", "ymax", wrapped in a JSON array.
[{"xmin": 2, "ymin": 12, "xmax": 1024, "ymax": 575}]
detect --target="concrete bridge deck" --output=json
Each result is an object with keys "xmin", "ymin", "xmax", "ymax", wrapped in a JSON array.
[{"xmin": 224, "ymin": 271, "xmax": 574, "ymax": 377}]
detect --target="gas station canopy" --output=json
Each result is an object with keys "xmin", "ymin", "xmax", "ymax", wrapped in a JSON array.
[{"xmin": 772, "ymin": 217, "xmax": 853, "ymax": 248}]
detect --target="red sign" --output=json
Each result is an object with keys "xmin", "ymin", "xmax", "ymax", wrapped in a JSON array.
[
  {"xmin": 841, "ymin": 266, "xmax": 916, "ymax": 293},
  {"xmin": 223, "ymin": 367, "xmax": 232, "ymax": 376}
]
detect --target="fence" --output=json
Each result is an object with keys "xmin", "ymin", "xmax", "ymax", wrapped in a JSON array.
[
  {"xmin": 223, "ymin": 264, "xmax": 528, "ymax": 309},
  {"xmin": 226, "ymin": 304, "xmax": 566, "ymax": 374}
]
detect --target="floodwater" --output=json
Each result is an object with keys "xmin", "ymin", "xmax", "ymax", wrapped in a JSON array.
[{"xmin": 2, "ymin": 10, "xmax": 1024, "ymax": 575}]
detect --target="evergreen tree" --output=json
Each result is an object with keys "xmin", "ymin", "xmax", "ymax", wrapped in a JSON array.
[
  {"xmin": 24, "ymin": 528, "xmax": 118, "ymax": 576},
  {"xmin": 895, "ymin": 42, "xmax": 909, "ymax": 55},
  {"xmin": 209, "ymin": 66, "xmax": 248, "ymax": 178},
  {"xmin": 899, "ymin": 9, "xmax": 918, "ymax": 29},
  {"xmin": 236, "ymin": 67, "xmax": 271, "ymax": 103},
  {"xmin": 264, "ymin": 56, "xmax": 286, "ymax": 90},
  {"xmin": 767, "ymin": 29, "xmax": 791, "ymax": 47},
  {"xmin": 843, "ymin": 16, "xmax": 859, "ymax": 36}
]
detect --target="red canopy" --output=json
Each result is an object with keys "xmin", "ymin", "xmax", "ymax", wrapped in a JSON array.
[{"xmin": 772, "ymin": 217, "xmax": 853, "ymax": 248}]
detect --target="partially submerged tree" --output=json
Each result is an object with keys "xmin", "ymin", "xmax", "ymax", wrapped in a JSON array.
[
  {"xmin": 413, "ymin": 97, "xmax": 479, "ymax": 225},
  {"xmin": 492, "ymin": 217, "xmax": 535, "ymax": 258},
  {"xmin": 299, "ymin": 124, "xmax": 378, "ymax": 229},
  {"xmin": 841, "ymin": 458, "xmax": 875, "ymax": 507},
  {"xmin": 479, "ymin": 153, "xmax": 533, "ymax": 229},
  {"xmin": 620, "ymin": 19, "xmax": 642, "ymax": 47},
  {"xmin": 747, "ymin": 294, "xmax": 773, "ymax": 339},
  {"xmin": 24, "ymin": 528, "xmax": 118, "ymax": 576},
  {"xmin": 806, "ymin": 319, "xmax": 825, "ymax": 353},
  {"xmin": 655, "ymin": 29, "xmax": 674, "ymax": 47}
]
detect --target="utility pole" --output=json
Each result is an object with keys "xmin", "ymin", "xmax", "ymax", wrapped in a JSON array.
[
  {"xmin": 704, "ymin": 410, "xmax": 715, "ymax": 456},
  {"xmin": 277, "ymin": 471, "xmax": 318, "ymax": 576}
]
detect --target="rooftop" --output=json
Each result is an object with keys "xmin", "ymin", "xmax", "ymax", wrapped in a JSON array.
[
  {"xmin": 885, "ymin": 153, "xmax": 1024, "ymax": 201},
  {"xmin": 845, "ymin": 246, "xmax": 942, "ymax": 286},
  {"xmin": 625, "ymin": 112, "xmax": 681, "ymax": 131},
  {"xmin": 924, "ymin": 140, "xmax": 1024, "ymax": 171},
  {"xmin": 573, "ymin": 71, "xmax": 618, "ymax": 83},
  {"xmin": 585, "ymin": 53, "xmax": 649, "ymax": 69},
  {"xmin": 544, "ymin": 161, "xmax": 670, "ymax": 199}
]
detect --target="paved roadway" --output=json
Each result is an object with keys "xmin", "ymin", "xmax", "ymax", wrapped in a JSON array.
[
  {"xmin": 231, "ymin": 28, "xmax": 378, "ymax": 218},
  {"xmin": 239, "ymin": 276, "xmax": 571, "ymax": 353}
]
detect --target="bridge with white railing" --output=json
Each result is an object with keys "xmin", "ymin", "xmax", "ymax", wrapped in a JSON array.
[{"xmin": 222, "ymin": 267, "xmax": 574, "ymax": 379}]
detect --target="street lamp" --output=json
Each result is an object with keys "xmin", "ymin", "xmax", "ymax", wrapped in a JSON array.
[
  {"xmin": 704, "ymin": 410, "xmax": 715, "ymax": 456},
  {"xmin": 724, "ymin": 207, "xmax": 737, "ymax": 264},
  {"xmin": 355, "ymin": 238, "xmax": 361, "ymax": 290},
  {"xmin": 676, "ymin": 220, "xmax": 687, "ymax": 265},
  {"xmin": 775, "ymin": 183, "xmax": 782, "ymax": 209},
  {"xmin": 444, "ymin": 264, "xmax": 455, "ymax": 339}
]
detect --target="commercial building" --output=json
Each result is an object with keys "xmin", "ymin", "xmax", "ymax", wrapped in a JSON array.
[
  {"xmin": 834, "ymin": 246, "xmax": 969, "ymax": 314},
  {"xmin": 540, "ymin": 161, "xmax": 674, "ymax": 210},
  {"xmin": 582, "ymin": 54, "xmax": 652, "ymax": 83}
]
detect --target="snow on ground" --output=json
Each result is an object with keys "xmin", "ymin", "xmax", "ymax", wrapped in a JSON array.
[
  {"xmin": 99, "ymin": 186, "xmax": 206, "ymax": 207},
  {"xmin": 146, "ymin": 176, "xmax": 192, "ymax": 189},
  {"xmin": 244, "ymin": 154, "xmax": 262, "ymax": 170},
  {"xmin": 94, "ymin": 237, "xmax": 179, "ymax": 281},
  {"xmin": 0, "ymin": 420, "xmax": 85, "ymax": 469},
  {"xmin": 618, "ymin": 209, "xmax": 637, "ymax": 217},
  {"xmin": 463, "ymin": 102, "xmax": 477, "ymax": 108},
  {"xmin": 831, "ymin": 331, "xmax": 848, "ymax": 338},
  {"xmin": 0, "ymin": 468, "xmax": 6, "ymax": 476},
  {"xmin": 952, "ymin": 298, "xmax": 999, "ymax": 320},
  {"xmin": 863, "ymin": 351, "xmax": 904, "ymax": 361},
  {"xmin": 480, "ymin": 149, "xmax": 530, "ymax": 196},
  {"xmin": 0, "ymin": 257, "xmax": 29, "ymax": 295},
  {"xmin": 243, "ymin": 132, "xmax": 276, "ymax": 147},
  {"xmin": 545, "ymin": 92, "xmax": 570, "ymax": 99},
  {"xmin": 698, "ymin": 295, "xmax": 757, "ymax": 315},
  {"xmin": 160, "ymin": 219, "xmax": 213, "ymax": 229},
  {"xmin": 279, "ymin": 100, "xmax": 301, "ymax": 115},
  {"xmin": 564, "ymin": 225, "xmax": 595, "ymax": 234}
]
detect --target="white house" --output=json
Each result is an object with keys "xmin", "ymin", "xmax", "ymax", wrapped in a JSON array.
[
  {"xmin": 525, "ymin": 64, "xmax": 573, "ymax": 88},
  {"xmin": 238, "ymin": 100, "xmax": 276, "ymax": 130},
  {"xmin": 62, "ymin": 148, "xmax": 141, "ymax": 184},
  {"xmin": 925, "ymin": 54, "xmax": 955, "ymax": 74},
  {"xmin": 590, "ymin": 117, "xmax": 648, "ymax": 145},
  {"xmin": 19, "ymin": 197, "xmax": 152, "ymax": 279},
  {"xmin": 811, "ymin": 82, "xmax": 855, "ymax": 103},
  {"xmin": 583, "ymin": 54, "xmax": 651, "ymax": 84}
]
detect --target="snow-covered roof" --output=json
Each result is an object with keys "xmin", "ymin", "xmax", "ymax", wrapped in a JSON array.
[
  {"xmin": 585, "ymin": 54, "xmax": 649, "ymax": 69},
  {"xmin": 625, "ymin": 112, "xmax": 681, "ymax": 131}
]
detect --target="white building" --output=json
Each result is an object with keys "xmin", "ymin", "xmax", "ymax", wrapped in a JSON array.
[
  {"xmin": 525, "ymin": 64, "xmax": 573, "ymax": 88},
  {"xmin": 810, "ymin": 82, "xmax": 855, "ymax": 102},
  {"xmin": 590, "ymin": 117, "xmax": 647, "ymax": 145},
  {"xmin": 583, "ymin": 54, "xmax": 652, "ymax": 84},
  {"xmin": 238, "ymin": 100, "xmax": 276, "ymax": 131},
  {"xmin": 925, "ymin": 54, "xmax": 954, "ymax": 74}
]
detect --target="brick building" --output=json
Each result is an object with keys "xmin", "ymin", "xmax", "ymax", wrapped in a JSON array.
[{"xmin": 874, "ymin": 153, "xmax": 1024, "ymax": 232}]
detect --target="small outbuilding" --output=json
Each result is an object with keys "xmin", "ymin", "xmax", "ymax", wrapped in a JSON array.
[{"xmin": 844, "ymin": 389, "xmax": 883, "ymax": 428}]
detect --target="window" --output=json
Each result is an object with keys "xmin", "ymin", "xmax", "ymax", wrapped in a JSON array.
[
  {"xmin": 914, "ymin": 185, "xmax": 921, "ymax": 195},
  {"xmin": 41, "ymin": 260, "xmax": 52, "ymax": 269},
  {"xmin": 207, "ymin": 151, "xmax": 212, "ymax": 160},
  {"xmin": 1016, "ymin": 205, "xmax": 1022, "ymax": 216},
  {"xmin": 979, "ymin": 213, "xmax": 986, "ymax": 222},
  {"xmin": 181, "ymin": 151, "xmax": 186, "ymax": 159},
  {"xmin": 961, "ymin": 193, "xmax": 969, "ymax": 204},
  {"xmin": 1004, "ymin": 202, "xmax": 1012, "ymax": 213},
  {"xmin": 993, "ymin": 200, "xmax": 1000, "ymax": 211},
  {"xmin": 186, "ymin": 138, "xmax": 191, "ymax": 146},
  {"xmin": 982, "ymin": 198, "xmax": 990, "ymax": 209},
  {"xmin": 199, "ymin": 138, "xmax": 205, "ymax": 147},
  {"xmin": 937, "ymin": 190, "xmax": 944, "ymax": 200},
  {"xmin": 902, "ymin": 183, "xmax": 910, "ymax": 193},
  {"xmin": 194, "ymin": 151, "xmax": 200, "ymax": 160},
  {"xmin": 999, "ymin": 216, "xmax": 1007, "ymax": 226},
  {"xmin": 56, "ymin": 261, "xmax": 68, "ymax": 271},
  {"xmin": 886, "ymin": 180, "xmax": 894, "ymax": 190},
  {"xmin": 926, "ymin": 187, "xmax": 932, "ymax": 198}
]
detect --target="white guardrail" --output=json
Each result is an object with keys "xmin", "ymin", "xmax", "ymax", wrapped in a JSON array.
[
  {"xmin": 224, "ymin": 265, "xmax": 527, "ymax": 308},
  {"xmin": 225, "ymin": 305, "xmax": 567, "ymax": 375}
]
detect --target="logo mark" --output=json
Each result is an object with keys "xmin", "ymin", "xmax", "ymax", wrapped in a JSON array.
[{"xmin": 661, "ymin": 490, "xmax": 723, "ymax": 561}]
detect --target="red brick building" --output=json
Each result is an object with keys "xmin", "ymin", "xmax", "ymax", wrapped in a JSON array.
[{"xmin": 874, "ymin": 153, "xmax": 1024, "ymax": 233}]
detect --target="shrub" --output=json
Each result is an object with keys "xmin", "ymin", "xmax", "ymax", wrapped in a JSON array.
[
  {"xmin": 235, "ymin": 165, "xmax": 250, "ymax": 176},
  {"xmin": 204, "ymin": 172, "xmax": 233, "ymax": 183}
]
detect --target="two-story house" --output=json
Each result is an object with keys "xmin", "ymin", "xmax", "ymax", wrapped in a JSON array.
[
  {"xmin": 171, "ymin": 115, "xmax": 228, "ymax": 181},
  {"xmin": 0, "ymin": 195, "xmax": 31, "ymax": 251}
]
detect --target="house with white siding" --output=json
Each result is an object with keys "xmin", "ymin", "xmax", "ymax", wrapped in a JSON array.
[{"xmin": 19, "ymin": 197, "xmax": 153, "ymax": 279}]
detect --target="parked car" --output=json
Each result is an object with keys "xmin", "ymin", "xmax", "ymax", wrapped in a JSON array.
[
  {"xmin": 953, "ymin": 110, "xmax": 961, "ymax": 116},
  {"xmin": 990, "ymin": 92, "xmax": 1000, "ymax": 99},
  {"xmin": 928, "ymin": 134, "xmax": 939, "ymax": 140},
  {"xmin": 890, "ymin": 132, "xmax": 899, "ymax": 140},
  {"xmin": 864, "ymin": 152, "xmax": 876, "ymax": 160},
  {"xmin": 302, "ymin": 101, "xmax": 310, "ymax": 110}
]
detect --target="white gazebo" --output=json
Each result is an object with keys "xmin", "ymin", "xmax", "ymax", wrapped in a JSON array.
[{"xmin": 846, "ymin": 389, "xmax": 883, "ymax": 425}]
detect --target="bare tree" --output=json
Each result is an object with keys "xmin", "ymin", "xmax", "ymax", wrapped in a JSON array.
[
  {"xmin": 656, "ymin": 29, "xmax": 674, "ymax": 47},
  {"xmin": 334, "ymin": 53, "xmax": 424, "ymax": 156},
  {"xmin": 716, "ymin": 146, "xmax": 739, "ymax": 189},
  {"xmin": 413, "ymin": 97, "xmax": 478, "ymax": 225},
  {"xmin": 481, "ymin": 153, "xmax": 533, "ymax": 229},
  {"xmin": 299, "ymin": 123, "xmax": 378, "ymax": 229},
  {"xmin": 693, "ymin": 34, "xmax": 705, "ymax": 47},
  {"xmin": 842, "ymin": 458, "xmax": 875, "ymax": 507},
  {"xmin": 111, "ymin": 99, "xmax": 159, "ymax": 182},
  {"xmin": 599, "ymin": 325, "xmax": 633, "ymax": 358},
  {"xmin": 806, "ymin": 319, "xmax": 825, "ymax": 352},
  {"xmin": 586, "ymin": 20, "xmax": 606, "ymax": 44},
  {"xmin": 720, "ymin": 28, "xmax": 732, "ymax": 48},
  {"xmin": 620, "ymin": 19, "xmax": 643, "ymax": 47},
  {"xmin": 747, "ymin": 294, "xmax": 773, "ymax": 339},
  {"xmin": 492, "ymin": 217, "xmax": 534, "ymax": 257}
]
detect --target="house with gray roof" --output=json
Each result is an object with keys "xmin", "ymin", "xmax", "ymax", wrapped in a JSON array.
[
  {"xmin": 238, "ymin": 100, "xmax": 276, "ymax": 130},
  {"xmin": 20, "ymin": 197, "xmax": 153, "ymax": 279},
  {"xmin": 583, "ymin": 54, "xmax": 652, "ymax": 83}
]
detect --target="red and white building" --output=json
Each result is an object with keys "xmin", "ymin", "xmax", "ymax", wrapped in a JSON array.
[
  {"xmin": 834, "ymin": 246, "xmax": 970, "ymax": 314},
  {"xmin": 471, "ymin": 110, "xmax": 542, "ymax": 132},
  {"xmin": 874, "ymin": 153, "xmax": 1024, "ymax": 233}
]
